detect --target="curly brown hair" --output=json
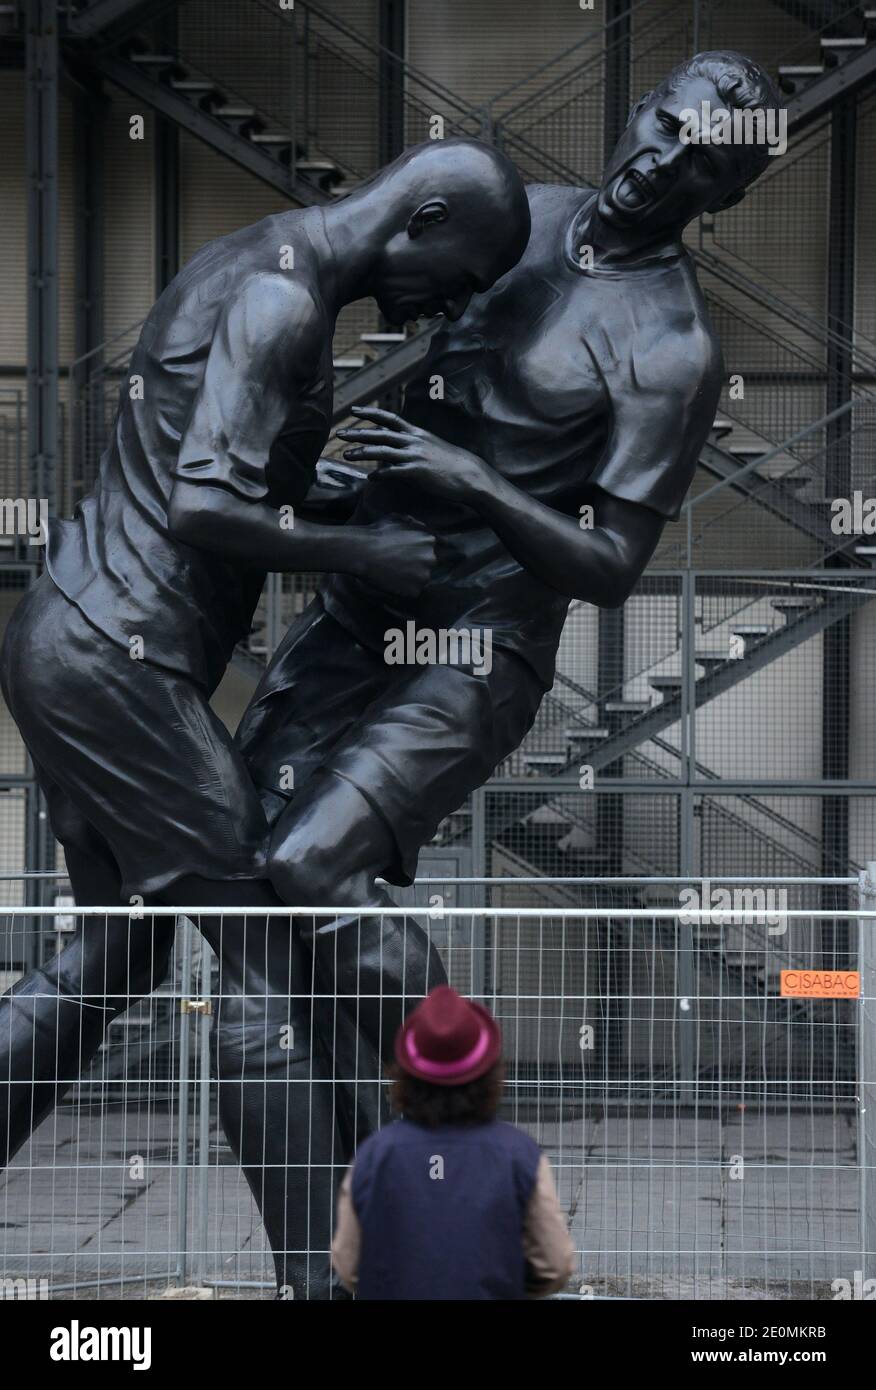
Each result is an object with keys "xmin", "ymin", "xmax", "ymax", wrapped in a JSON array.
[{"xmin": 388, "ymin": 1061, "xmax": 505, "ymax": 1128}]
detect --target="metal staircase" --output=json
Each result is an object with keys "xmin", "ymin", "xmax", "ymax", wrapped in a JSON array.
[
  {"xmin": 526, "ymin": 580, "xmax": 873, "ymax": 780},
  {"xmin": 696, "ymin": 408, "xmax": 869, "ymax": 562},
  {"xmin": 780, "ymin": 7, "xmax": 876, "ymax": 128},
  {"xmin": 78, "ymin": 32, "xmax": 341, "ymax": 204},
  {"xmin": 57, "ymin": 0, "xmax": 487, "ymax": 207},
  {"xmin": 462, "ymin": 568, "xmax": 875, "ymax": 900},
  {"xmin": 518, "ymin": 676, "xmax": 847, "ymax": 871}
]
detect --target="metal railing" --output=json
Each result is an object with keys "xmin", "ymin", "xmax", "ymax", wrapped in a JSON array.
[{"xmin": 0, "ymin": 876, "xmax": 873, "ymax": 1298}]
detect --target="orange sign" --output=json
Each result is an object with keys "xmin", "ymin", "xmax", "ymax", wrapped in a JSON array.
[{"xmin": 780, "ymin": 970, "xmax": 861, "ymax": 999}]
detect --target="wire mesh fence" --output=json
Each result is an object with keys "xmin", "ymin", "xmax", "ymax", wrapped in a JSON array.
[{"xmin": 1, "ymin": 881, "xmax": 873, "ymax": 1300}]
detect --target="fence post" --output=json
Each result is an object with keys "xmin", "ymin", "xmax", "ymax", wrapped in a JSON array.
[
  {"xmin": 677, "ymin": 573, "xmax": 697, "ymax": 1105},
  {"xmin": 196, "ymin": 938, "xmax": 215, "ymax": 1287},
  {"xmin": 860, "ymin": 866, "xmax": 876, "ymax": 1278},
  {"xmin": 174, "ymin": 914, "xmax": 195, "ymax": 1286},
  {"xmin": 288, "ymin": 1, "xmax": 298, "ymax": 189},
  {"xmin": 471, "ymin": 788, "xmax": 488, "ymax": 1000}
]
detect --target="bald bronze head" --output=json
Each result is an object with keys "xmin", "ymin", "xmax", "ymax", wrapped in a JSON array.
[{"xmin": 357, "ymin": 138, "xmax": 531, "ymax": 325}]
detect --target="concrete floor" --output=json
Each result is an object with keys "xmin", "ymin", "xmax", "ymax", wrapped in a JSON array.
[{"xmin": 0, "ymin": 1104, "xmax": 861, "ymax": 1300}]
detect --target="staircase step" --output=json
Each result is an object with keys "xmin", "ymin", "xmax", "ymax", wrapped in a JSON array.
[
  {"xmin": 361, "ymin": 333, "xmax": 407, "ymax": 345},
  {"xmin": 130, "ymin": 53, "xmax": 177, "ymax": 65},
  {"xmin": 728, "ymin": 445, "xmax": 766, "ymax": 460},
  {"xmin": 649, "ymin": 675, "xmax": 683, "ymax": 695},
  {"xmin": 170, "ymin": 80, "xmax": 216, "ymax": 93},
  {"xmin": 213, "ymin": 105, "xmax": 258, "ymax": 118},
  {"xmin": 296, "ymin": 159, "xmax": 343, "ymax": 172},
  {"xmin": 854, "ymin": 545, "xmax": 876, "ymax": 559},
  {"xmin": 778, "ymin": 66, "xmax": 824, "ymax": 92},
  {"xmin": 730, "ymin": 623, "xmax": 771, "ymax": 638},
  {"xmin": 772, "ymin": 472, "xmax": 811, "ymax": 490},
  {"xmin": 605, "ymin": 699, "xmax": 652, "ymax": 714},
  {"xmin": 250, "ymin": 132, "xmax": 291, "ymax": 144},
  {"xmin": 771, "ymin": 596, "xmax": 815, "ymax": 615},
  {"xmin": 695, "ymin": 651, "xmax": 727, "ymax": 671},
  {"xmin": 821, "ymin": 36, "xmax": 868, "ymax": 67},
  {"xmin": 333, "ymin": 357, "xmax": 366, "ymax": 370},
  {"xmin": 523, "ymin": 753, "xmax": 568, "ymax": 771},
  {"xmin": 710, "ymin": 414, "xmax": 734, "ymax": 440},
  {"xmin": 565, "ymin": 727, "xmax": 610, "ymax": 741}
]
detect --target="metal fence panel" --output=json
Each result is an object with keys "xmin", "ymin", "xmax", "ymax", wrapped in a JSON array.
[{"xmin": 0, "ymin": 886, "xmax": 872, "ymax": 1300}]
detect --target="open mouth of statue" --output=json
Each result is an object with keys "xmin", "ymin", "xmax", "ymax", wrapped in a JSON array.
[{"xmin": 616, "ymin": 168, "xmax": 657, "ymax": 209}]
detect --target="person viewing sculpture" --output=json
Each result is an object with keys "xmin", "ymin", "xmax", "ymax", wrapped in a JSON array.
[{"xmin": 330, "ymin": 985, "xmax": 575, "ymax": 1300}]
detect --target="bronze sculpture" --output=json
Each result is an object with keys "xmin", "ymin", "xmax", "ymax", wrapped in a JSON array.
[{"xmin": 0, "ymin": 51, "xmax": 780, "ymax": 1298}]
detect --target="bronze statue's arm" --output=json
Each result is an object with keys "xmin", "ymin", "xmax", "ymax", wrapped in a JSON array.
[
  {"xmin": 450, "ymin": 471, "xmax": 663, "ymax": 606},
  {"xmin": 338, "ymin": 406, "xmax": 664, "ymax": 606},
  {"xmin": 295, "ymin": 459, "xmax": 368, "ymax": 525},
  {"xmin": 167, "ymin": 280, "xmax": 434, "ymax": 596},
  {"xmin": 168, "ymin": 476, "xmax": 414, "ymax": 579}
]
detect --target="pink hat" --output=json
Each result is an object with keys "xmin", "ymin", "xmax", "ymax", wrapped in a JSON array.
[{"xmin": 394, "ymin": 985, "xmax": 502, "ymax": 1087}]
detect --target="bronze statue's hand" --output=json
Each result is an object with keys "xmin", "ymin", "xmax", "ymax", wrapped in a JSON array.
[
  {"xmin": 337, "ymin": 406, "xmax": 489, "ymax": 504},
  {"xmin": 362, "ymin": 515, "xmax": 438, "ymax": 599}
]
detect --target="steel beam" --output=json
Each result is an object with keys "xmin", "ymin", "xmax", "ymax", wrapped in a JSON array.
[
  {"xmin": 377, "ymin": 0, "xmax": 407, "ymax": 410},
  {"xmin": 71, "ymin": 75, "xmax": 106, "ymax": 513},
  {"xmin": 378, "ymin": 0, "xmax": 405, "ymax": 167},
  {"xmin": 821, "ymin": 92, "xmax": 857, "ymax": 923},
  {"xmin": 602, "ymin": 0, "xmax": 630, "ymax": 162},
  {"xmin": 153, "ymin": 4, "xmax": 178, "ymax": 293},
  {"xmin": 26, "ymin": 0, "xmax": 58, "ymax": 516},
  {"xmin": 597, "ymin": 1, "xmax": 631, "ymax": 885}
]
